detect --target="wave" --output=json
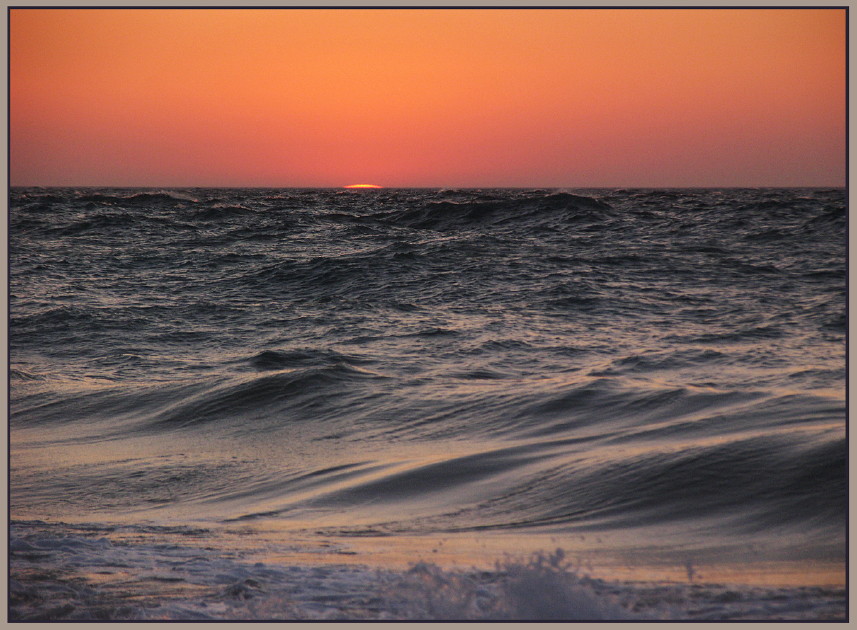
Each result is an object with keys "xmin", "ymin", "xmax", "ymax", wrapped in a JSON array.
[
  {"xmin": 244, "ymin": 348, "xmax": 372, "ymax": 371},
  {"xmin": 230, "ymin": 244, "xmax": 427, "ymax": 301},
  {"xmin": 11, "ymin": 354, "xmax": 386, "ymax": 435},
  {"xmin": 76, "ymin": 190, "xmax": 200, "ymax": 205},
  {"xmin": 216, "ymin": 412, "xmax": 843, "ymax": 537},
  {"xmin": 147, "ymin": 363, "xmax": 386, "ymax": 431},
  {"xmin": 804, "ymin": 206, "xmax": 846, "ymax": 232},
  {"xmin": 10, "ymin": 305, "xmax": 104, "ymax": 330},
  {"xmin": 374, "ymin": 192, "xmax": 615, "ymax": 232},
  {"xmin": 588, "ymin": 348, "xmax": 727, "ymax": 376},
  {"xmin": 9, "ymin": 368, "xmax": 47, "ymax": 382},
  {"xmin": 191, "ymin": 205, "xmax": 260, "ymax": 221},
  {"xmin": 38, "ymin": 212, "xmax": 202, "ymax": 238},
  {"xmin": 52, "ymin": 213, "xmax": 140, "ymax": 236},
  {"xmin": 15, "ymin": 520, "xmax": 843, "ymax": 621}
]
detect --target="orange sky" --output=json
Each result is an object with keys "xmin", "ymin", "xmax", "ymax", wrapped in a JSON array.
[{"xmin": 10, "ymin": 8, "xmax": 846, "ymax": 187}]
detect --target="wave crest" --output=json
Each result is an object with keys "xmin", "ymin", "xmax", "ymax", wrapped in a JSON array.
[{"xmin": 378, "ymin": 192, "xmax": 614, "ymax": 231}]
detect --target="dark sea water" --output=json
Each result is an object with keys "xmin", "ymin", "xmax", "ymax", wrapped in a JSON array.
[{"xmin": 8, "ymin": 187, "xmax": 847, "ymax": 620}]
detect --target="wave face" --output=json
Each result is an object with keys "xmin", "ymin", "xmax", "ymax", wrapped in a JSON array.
[{"xmin": 10, "ymin": 187, "xmax": 846, "ymax": 570}]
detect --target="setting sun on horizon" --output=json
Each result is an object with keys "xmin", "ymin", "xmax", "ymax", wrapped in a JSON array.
[
  {"xmin": 10, "ymin": 8, "xmax": 845, "ymax": 188},
  {"xmin": 344, "ymin": 184, "xmax": 383, "ymax": 189}
]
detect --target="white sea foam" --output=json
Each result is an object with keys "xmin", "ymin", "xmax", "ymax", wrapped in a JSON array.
[{"xmin": 9, "ymin": 521, "xmax": 845, "ymax": 621}]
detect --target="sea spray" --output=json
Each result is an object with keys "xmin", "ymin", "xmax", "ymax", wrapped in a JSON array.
[{"xmin": 10, "ymin": 521, "xmax": 844, "ymax": 621}]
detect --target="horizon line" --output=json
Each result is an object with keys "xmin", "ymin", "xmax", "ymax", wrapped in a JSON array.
[{"xmin": 8, "ymin": 184, "xmax": 847, "ymax": 189}]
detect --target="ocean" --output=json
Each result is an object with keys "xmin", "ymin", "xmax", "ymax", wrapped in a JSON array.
[{"xmin": 8, "ymin": 187, "xmax": 847, "ymax": 620}]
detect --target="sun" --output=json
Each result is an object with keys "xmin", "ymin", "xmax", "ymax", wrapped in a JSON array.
[{"xmin": 343, "ymin": 184, "xmax": 382, "ymax": 189}]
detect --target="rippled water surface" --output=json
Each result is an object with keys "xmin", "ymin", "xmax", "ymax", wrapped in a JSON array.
[{"xmin": 9, "ymin": 187, "xmax": 846, "ymax": 619}]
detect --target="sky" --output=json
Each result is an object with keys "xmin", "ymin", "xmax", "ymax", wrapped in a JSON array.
[{"xmin": 10, "ymin": 8, "xmax": 846, "ymax": 188}]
